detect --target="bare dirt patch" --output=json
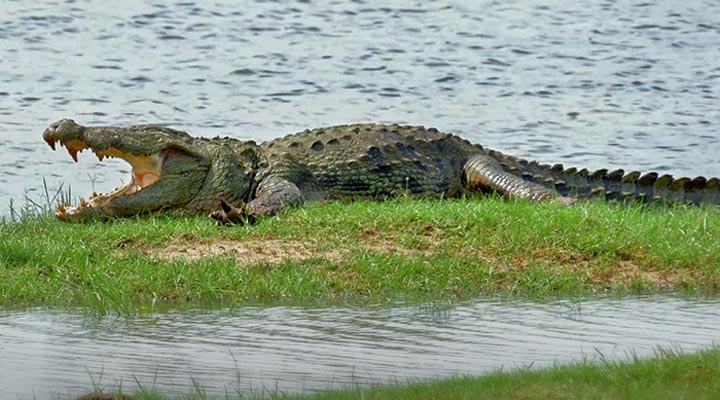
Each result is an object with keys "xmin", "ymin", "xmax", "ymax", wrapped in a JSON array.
[
  {"xmin": 140, "ymin": 238, "xmax": 345, "ymax": 265},
  {"xmin": 135, "ymin": 231, "xmax": 434, "ymax": 266},
  {"xmin": 599, "ymin": 260, "xmax": 699, "ymax": 289}
]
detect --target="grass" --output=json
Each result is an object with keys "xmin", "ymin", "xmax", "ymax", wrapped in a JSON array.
[
  {"xmin": 76, "ymin": 346, "xmax": 720, "ymax": 400},
  {"xmin": 1, "ymin": 197, "xmax": 719, "ymax": 313}
]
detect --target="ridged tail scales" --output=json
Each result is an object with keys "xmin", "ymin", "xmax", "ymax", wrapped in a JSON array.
[
  {"xmin": 545, "ymin": 168, "xmax": 720, "ymax": 205},
  {"xmin": 464, "ymin": 150, "xmax": 720, "ymax": 205}
]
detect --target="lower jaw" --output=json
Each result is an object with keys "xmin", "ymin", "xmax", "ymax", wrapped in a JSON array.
[{"xmin": 57, "ymin": 177, "xmax": 147, "ymax": 216}]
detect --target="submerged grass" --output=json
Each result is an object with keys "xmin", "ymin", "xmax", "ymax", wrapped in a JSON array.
[
  {"xmin": 79, "ymin": 346, "xmax": 720, "ymax": 400},
  {"xmin": 1, "ymin": 197, "xmax": 719, "ymax": 312}
]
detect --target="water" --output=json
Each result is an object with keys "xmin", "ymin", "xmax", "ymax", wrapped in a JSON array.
[
  {"xmin": 1, "ymin": 0, "xmax": 719, "ymax": 212},
  {"xmin": 1, "ymin": 296, "xmax": 719, "ymax": 398}
]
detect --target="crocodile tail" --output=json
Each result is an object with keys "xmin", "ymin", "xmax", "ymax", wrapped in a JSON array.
[
  {"xmin": 529, "ymin": 161, "xmax": 719, "ymax": 205},
  {"xmin": 554, "ymin": 168, "xmax": 720, "ymax": 205},
  {"xmin": 481, "ymin": 150, "xmax": 720, "ymax": 205}
]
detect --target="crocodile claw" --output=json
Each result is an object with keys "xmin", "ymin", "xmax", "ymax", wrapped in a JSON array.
[{"xmin": 210, "ymin": 198, "xmax": 255, "ymax": 225}]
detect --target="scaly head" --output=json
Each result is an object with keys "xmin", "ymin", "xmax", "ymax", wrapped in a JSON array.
[{"xmin": 43, "ymin": 119, "xmax": 227, "ymax": 220}]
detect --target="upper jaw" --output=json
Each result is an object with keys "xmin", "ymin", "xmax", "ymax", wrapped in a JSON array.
[
  {"xmin": 43, "ymin": 118, "xmax": 197, "ymax": 157},
  {"xmin": 43, "ymin": 119, "xmax": 135, "ymax": 163},
  {"xmin": 43, "ymin": 119, "xmax": 88, "ymax": 162}
]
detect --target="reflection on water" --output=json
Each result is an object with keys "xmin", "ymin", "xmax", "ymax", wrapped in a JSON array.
[
  {"xmin": 1, "ymin": 296, "xmax": 719, "ymax": 398},
  {"xmin": 1, "ymin": 0, "xmax": 719, "ymax": 212}
]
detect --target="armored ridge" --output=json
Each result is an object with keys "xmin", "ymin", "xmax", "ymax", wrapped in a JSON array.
[{"xmin": 41, "ymin": 119, "xmax": 719, "ymax": 222}]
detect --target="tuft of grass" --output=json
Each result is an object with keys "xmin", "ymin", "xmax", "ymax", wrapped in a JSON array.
[
  {"xmin": 1, "ymin": 197, "xmax": 719, "ymax": 312},
  {"xmin": 6, "ymin": 178, "xmax": 74, "ymax": 223}
]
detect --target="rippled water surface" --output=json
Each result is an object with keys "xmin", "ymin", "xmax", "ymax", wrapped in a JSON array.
[
  {"xmin": 1, "ymin": 296, "xmax": 719, "ymax": 398},
  {"xmin": 1, "ymin": 0, "xmax": 719, "ymax": 211}
]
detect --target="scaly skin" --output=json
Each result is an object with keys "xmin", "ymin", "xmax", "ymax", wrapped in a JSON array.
[{"xmin": 42, "ymin": 119, "xmax": 719, "ymax": 223}]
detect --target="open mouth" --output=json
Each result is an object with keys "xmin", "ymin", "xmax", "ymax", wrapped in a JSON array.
[{"xmin": 46, "ymin": 137, "xmax": 163, "ymax": 217}]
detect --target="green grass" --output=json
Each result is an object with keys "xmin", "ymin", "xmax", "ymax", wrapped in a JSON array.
[
  {"xmin": 78, "ymin": 346, "xmax": 720, "ymax": 400},
  {"xmin": 1, "ymin": 197, "xmax": 719, "ymax": 313}
]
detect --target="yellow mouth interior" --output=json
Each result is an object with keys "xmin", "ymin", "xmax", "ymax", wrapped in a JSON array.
[{"xmin": 55, "ymin": 139, "xmax": 163, "ymax": 216}]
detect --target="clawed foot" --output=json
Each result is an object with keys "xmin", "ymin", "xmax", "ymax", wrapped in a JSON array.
[{"xmin": 209, "ymin": 198, "xmax": 256, "ymax": 225}]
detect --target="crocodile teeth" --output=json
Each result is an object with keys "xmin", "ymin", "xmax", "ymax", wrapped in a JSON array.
[
  {"xmin": 95, "ymin": 151, "xmax": 105, "ymax": 161},
  {"xmin": 47, "ymin": 138, "xmax": 56, "ymax": 151},
  {"xmin": 67, "ymin": 147, "xmax": 79, "ymax": 163}
]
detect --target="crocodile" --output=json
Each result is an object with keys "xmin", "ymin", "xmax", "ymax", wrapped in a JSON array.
[{"xmin": 42, "ymin": 118, "xmax": 719, "ymax": 223}]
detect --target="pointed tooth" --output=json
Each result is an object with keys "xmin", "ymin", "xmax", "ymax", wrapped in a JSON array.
[
  {"xmin": 47, "ymin": 138, "xmax": 56, "ymax": 151},
  {"xmin": 68, "ymin": 147, "xmax": 79, "ymax": 162},
  {"xmin": 96, "ymin": 152, "xmax": 105, "ymax": 161}
]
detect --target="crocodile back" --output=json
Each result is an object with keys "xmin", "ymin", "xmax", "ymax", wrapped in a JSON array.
[{"xmin": 257, "ymin": 124, "xmax": 483, "ymax": 201}]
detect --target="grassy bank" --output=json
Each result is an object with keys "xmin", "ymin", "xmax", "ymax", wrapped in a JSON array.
[
  {"xmin": 1, "ymin": 198, "xmax": 719, "ymax": 312},
  {"xmin": 81, "ymin": 346, "xmax": 720, "ymax": 400}
]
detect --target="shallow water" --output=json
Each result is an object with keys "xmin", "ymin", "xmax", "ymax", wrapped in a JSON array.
[
  {"xmin": 1, "ymin": 0, "xmax": 719, "ymax": 212},
  {"xmin": 1, "ymin": 296, "xmax": 719, "ymax": 398}
]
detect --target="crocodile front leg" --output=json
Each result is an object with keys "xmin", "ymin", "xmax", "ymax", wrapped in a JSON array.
[
  {"xmin": 210, "ymin": 176, "xmax": 303, "ymax": 224},
  {"xmin": 464, "ymin": 153, "xmax": 575, "ymax": 204}
]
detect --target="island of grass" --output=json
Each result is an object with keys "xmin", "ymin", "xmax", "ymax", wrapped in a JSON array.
[{"xmin": 1, "ymin": 197, "xmax": 718, "ymax": 312}]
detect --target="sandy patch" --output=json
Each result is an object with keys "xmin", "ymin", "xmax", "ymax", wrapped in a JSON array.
[
  {"xmin": 602, "ymin": 260, "xmax": 698, "ymax": 289},
  {"xmin": 135, "ymin": 230, "xmax": 434, "ymax": 266},
  {"xmin": 141, "ymin": 238, "xmax": 345, "ymax": 265}
]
